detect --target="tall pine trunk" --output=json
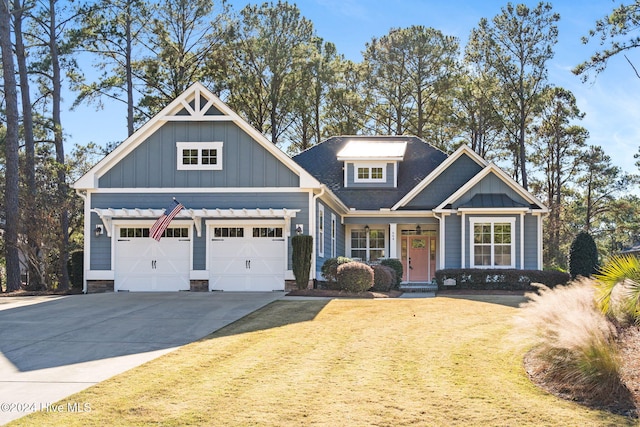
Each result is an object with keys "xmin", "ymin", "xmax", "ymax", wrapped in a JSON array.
[
  {"xmin": 0, "ymin": 1, "xmax": 22, "ymax": 292},
  {"xmin": 14, "ymin": 0, "xmax": 45, "ymax": 288},
  {"xmin": 48, "ymin": 0, "xmax": 70, "ymax": 290}
]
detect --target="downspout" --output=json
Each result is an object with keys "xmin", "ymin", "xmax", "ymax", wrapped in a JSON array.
[
  {"xmin": 310, "ymin": 185, "xmax": 326, "ymax": 285},
  {"xmin": 75, "ymin": 189, "xmax": 89, "ymax": 293}
]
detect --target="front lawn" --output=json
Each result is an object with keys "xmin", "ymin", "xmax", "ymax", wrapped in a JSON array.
[{"xmin": 10, "ymin": 297, "xmax": 634, "ymax": 426}]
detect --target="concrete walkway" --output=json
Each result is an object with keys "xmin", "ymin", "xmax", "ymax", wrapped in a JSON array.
[{"xmin": 0, "ymin": 292, "xmax": 282, "ymax": 425}]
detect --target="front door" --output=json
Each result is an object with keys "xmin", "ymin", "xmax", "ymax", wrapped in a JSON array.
[{"xmin": 401, "ymin": 234, "xmax": 437, "ymax": 282}]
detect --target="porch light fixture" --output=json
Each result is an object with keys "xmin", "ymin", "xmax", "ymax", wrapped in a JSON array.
[
  {"xmin": 95, "ymin": 224, "xmax": 104, "ymax": 237},
  {"xmin": 416, "ymin": 224, "xmax": 422, "ymax": 235},
  {"xmin": 295, "ymin": 224, "xmax": 303, "ymax": 235},
  {"xmin": 364, "ymin": 224, "xmax": 370, "ymax": 233}
]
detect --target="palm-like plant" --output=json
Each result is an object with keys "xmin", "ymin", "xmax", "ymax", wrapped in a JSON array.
[{"xmin": 593, "ymin": 254, "xmax": 640, "ymax": 324}]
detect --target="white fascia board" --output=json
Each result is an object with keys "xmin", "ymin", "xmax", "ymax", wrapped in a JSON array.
[
  {"xmin": 391, "ymin": 145, "xmax": 488, "ymax": 210},
  {"xmin": 434, "ymin": 164, "xmax": 548, "ymax": 212},
  {"xmin": 315, "ymin": 186, "xmax": 349, "ymax": 215},
  {"xmin": 457, "ymin": 207, "xmax": 530, "ymax": 214},
  {"xmin": 74, "ymin": 82, "xmax": 313, "ymax": 190},
  {"xmin": 84, "ymin": 187, "xmax": 306, "ymax": 194},
  {"xmin": 344, "ymin": 210, "xmax": 436, "ymax": 218}
]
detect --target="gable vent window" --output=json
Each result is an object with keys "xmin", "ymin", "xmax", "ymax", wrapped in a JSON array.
[{"xmin": 177, "ymin": 142, "xmax": 223, "ymax": 170}]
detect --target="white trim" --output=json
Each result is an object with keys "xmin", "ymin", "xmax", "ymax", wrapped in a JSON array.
[
  {"xmin": 318, "ymin": 203, "xmax": 325, "ymax": 257},
  {"xmin": 461, "ymin": 212, "xmax": 466, "ymax": 268},
  {"xmin": 84, "ymin": 187, "xmax": 305, "ymax": 194},
  {"xmin": 353, "ymin": 162, "xmax": 387, "ymax": 183},
  {"xmin": 176, "ymin": 141, "xmax": 223, "ymax": 170},
  {"xmin": 73, "ymin": 82, "xmax": 321, "ymax": 190},
  {"xmin": 331, "ymin": 213, "xmax": 337, "ymax": 258},
  {"xmin": 520, "ymin": 212, "xmax": 525, "ymax": 270},
  {"xmin": 389, "ymin": 223, "xmax": 397, "ymax": 258},
  {"xmin": 434, "ymin": 164, "xmax": 548, "ymax": 213},
  {"xmin": 469, "ymin": 217, "xmax": 516, "ymax": 269},
  {"xmin": 392, "ymin": 145, "xmax": 488, "ymax": 210}
]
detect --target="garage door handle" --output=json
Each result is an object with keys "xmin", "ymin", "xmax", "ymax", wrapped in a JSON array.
[
  {"xmin": 246, "ymin": 260, "xmax": 251, "ymax": 269},
  {"xmin": 152, "ymin": 260, "xmax": 157, "ymax": 269}
]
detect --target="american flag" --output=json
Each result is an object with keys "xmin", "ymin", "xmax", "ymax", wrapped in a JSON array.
[{"xmin": 150, "ymin": 199, "xmax": 184, "ymax": 241}]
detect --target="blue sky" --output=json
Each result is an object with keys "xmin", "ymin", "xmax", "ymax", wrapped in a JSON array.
[{"xmin": 64, "ymin": 0, "xmax": 640, "ymax": 176}]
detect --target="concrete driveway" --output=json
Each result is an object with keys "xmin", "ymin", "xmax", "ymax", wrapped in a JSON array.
[{"xmin": 0, "ymin": 292, "xmax": 283, "ymax": 425}]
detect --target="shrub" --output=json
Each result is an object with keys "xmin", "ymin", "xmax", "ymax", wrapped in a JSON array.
[
  {"xmin": 435, "ymin": 269, "xmax": 570, "ymax": 291},
  {"xmin": 321, "ymin": 256, "xmax": 352, "ymax": 290},
  {"xmin": 594, "ymin": 254, "xmax": 640, "ymax": 325},
  {"xmin": 380, "ymin": 258, "xmax": 403, "ymax": 288},
  {"xmin": 68, "ymin": 250, "xmax": 84, "ymax": 290},
  {"xmin": 292, "ymin": 235, "xmax": 313, "ymax": 290},
  {"xmin": 514, "ymin": 280, "xmax": 629, "ymax": 406},
  {"xmin": 337, "ymin": 262, "xmax": 373, "ymax": 293},
  {"xmin": 569, "ymin": 231, "xmax": 598, "ymax": 278},
  {"xmin": 371, "ymin": 264, "xmax": 394, "ymax": 292}
]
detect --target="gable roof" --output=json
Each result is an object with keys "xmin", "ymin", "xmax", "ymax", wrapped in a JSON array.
[
  {"xmin": 293, "ymin": 136, "xmax": 447, "ymax": 210},
  {"xmin": 74, "ymin": 82, "xmax": 319, "ymax": 190},
  {"xmin": 392, "ymin": 145, "xmax": 488, "ymax": 210},
  {"xmin": 435, "ymin": 163, "xmax": 548, "ymax": 213}
]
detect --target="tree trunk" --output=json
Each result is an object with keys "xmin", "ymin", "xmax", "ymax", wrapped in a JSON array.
[
  {"xmin": 125, "ymin": 1, "xmax": 134, "ymax": 136},
  {"xmin": 49, "ymin": 0, "xmax": 70, "ymax": 290},
  {"xmin": 14, "ymin": 0, "xmax": 46, "ymax": 288},
  {"xmin": 0, "ymin": 0, "xmax": 22, "ymax": 292}
]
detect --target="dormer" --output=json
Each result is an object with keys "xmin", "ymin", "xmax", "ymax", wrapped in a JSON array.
[{"xmin": 337, "ymin": 140, "xmax": 408, "ymax": 188}]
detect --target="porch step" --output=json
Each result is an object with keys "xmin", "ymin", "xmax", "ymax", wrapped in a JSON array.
[{"xmin": 400, "ymin": 283, "xmax": 438, "ymax": 293}]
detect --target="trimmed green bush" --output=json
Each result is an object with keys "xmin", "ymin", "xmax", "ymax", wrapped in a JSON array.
[
  {"xmin": 68, "ymin": 250, "xmax": 84, "ymax": 290},
  {"xmin": 569, "ymin": 231, "xmax": 599, "ymax": 279},
  {"xmin": 321, "ymin": 256, "xmax": 353, "ymax": 290},
  {"xmin": 371, "ymin": 264, "xmax": 394, "ymax": 292},
  {"xmin": 337, "ymin": 262, "xmax": 373, "ymax": 293},
  {"xmin": 292, "ymin": 235, "xmax": 313, "ymax": 290},
  {"xmin": 435, "ymin": 269, "xmax": 570, "ymax": 291},
  {"xmin": 380, "ymin": 258, "xmax": 403, "ymax": 288}
]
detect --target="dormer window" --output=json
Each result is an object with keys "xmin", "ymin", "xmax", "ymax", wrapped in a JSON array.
[{"xmin": 355, "ymin": 164, "xmax": 386, "ymax": 183}]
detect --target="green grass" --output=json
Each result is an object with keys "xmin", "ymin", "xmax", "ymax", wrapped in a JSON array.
[{"xmin": 9, "ymin": 297, "xmax": 635, "ymax": 426}]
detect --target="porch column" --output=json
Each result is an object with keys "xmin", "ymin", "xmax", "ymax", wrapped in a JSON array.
[{"xmin": 389, "ymin": 223, "xmax": 397, "ymax": 258}]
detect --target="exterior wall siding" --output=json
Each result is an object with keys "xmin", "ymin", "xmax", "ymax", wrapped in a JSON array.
[
  {"xmin": 99, "ymin": 121, "xmax": 299, "ymax": 188},
  {"xmin": 524, "ymin": 214, "xmax": 539, "ymax": 269},
  {"xmin": 404, "ymin": 154, "xmax": 483, "ymax": 209},
  {"xmin": 346, "ymin": 162, "xmax": 395, "ymax": 188},
  {"xmin": 453, "ymin": 173, "xmax": 529, "ymax": 208},
  {"xmin": 444, "ymin": 215, "xmax": 461, "ymax": 268},
  {"xmin": 314, "ymin": 201, "xmax": 344, "ymax": 280},
  {"xmin": 89, "ymin": 191, "xmax": 310, "ymax": 271}
]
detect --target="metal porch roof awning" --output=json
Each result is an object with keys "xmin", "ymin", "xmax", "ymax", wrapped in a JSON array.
[
  {"xmin": 91, "ymin": 208, "xmax": 301, "ymax": 237},
  {"xmin": 458, "ymin": 193, "xmax": 528, "ymax": 209}
]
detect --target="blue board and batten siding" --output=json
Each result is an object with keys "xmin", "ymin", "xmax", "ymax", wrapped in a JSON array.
[
  {"xmin": 452, "ymin": 173, "xmax": 529, "ymax": 208},
  {"xmin": 99, "ymin": 122, "xmax": 299, "ymax": 188},
  {"xmin": 523, "ymin": 215, "xmax": 539, "ymax": 269},
  {"xmin": 403, "ymin": 154, "xmax": 483, "ymax": 209},
  {"xmin": 89, "ymin": 192, "xmax": 310, "ymax": 271},
  {"xmin": 314, "ymin": 201, "xmax": 345, "ymax": 279}
]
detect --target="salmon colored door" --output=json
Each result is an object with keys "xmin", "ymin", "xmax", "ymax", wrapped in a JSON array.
[{"xmin": 401, "ymin": 234, "xmax": 437, "ymax": 282}]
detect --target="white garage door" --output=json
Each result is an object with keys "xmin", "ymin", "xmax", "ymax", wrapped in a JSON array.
[
  {"xmin": 115, "ymin": 226, "xmax": 191, "ymax": 292},
  {"xmin": 209, "ymin": 225, "xmax": 285, "ymax": 291}
]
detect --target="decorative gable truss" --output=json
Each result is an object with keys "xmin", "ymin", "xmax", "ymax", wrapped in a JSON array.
[{"xmin": 74, "ymin": 82, "xmax": 320, "ymax": 190}]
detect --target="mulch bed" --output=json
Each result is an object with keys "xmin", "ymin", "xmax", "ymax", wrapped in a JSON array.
[
  {"xmin": 286, "ymin": 289, "xmax": 403, "ymax": 298},
  {"xmin": 437, "ymin": 289, "xmax": 528, "ymax": 296},
  {"xmin": 523, "ymin": 326, "xmax": 640, "ymax": 419}
]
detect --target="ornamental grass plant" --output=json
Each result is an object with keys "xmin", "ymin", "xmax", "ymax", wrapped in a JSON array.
[{"xmin": 515, "ymin": 280, "xmax": 630, "ymax": 406}]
